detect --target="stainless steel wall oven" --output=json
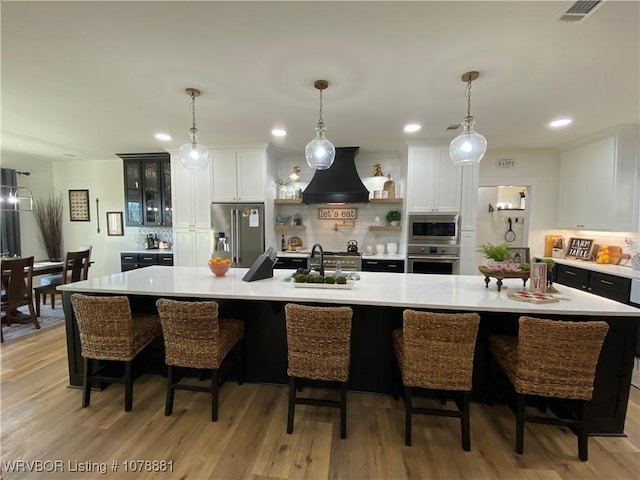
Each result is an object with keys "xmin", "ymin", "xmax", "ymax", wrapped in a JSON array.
[{"xmin": 407, "ymin": 213, "xmax": 460, "ymax": 275}]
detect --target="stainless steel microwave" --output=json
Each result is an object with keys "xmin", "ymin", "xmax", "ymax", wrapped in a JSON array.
[{"xmin": 408, "ymin": 213, "xmax": 460, "ymax": 245}]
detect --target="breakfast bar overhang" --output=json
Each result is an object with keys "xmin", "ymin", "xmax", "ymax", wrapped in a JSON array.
[{"xmin": 60, "ymin": 266, "xmax": 640, "ymax": 435}]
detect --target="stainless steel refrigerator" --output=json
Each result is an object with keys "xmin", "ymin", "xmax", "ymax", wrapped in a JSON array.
[{"xmin": 210, "ymin": 203, "xmax": 265, "ymax": 268}]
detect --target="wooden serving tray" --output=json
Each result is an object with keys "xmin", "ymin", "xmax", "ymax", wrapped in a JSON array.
[
  {"xmin": 478, "ymin": 266, "xmax": 530, "ymax": 292},
  {"xmin": 292, "ymin": 280, "xmax": 355, "ymax": 290}
]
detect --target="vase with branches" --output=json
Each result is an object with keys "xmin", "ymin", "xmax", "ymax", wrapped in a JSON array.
[{"xmin": 33, "ymin": 193, "xmax": 63, "ymax": 261}]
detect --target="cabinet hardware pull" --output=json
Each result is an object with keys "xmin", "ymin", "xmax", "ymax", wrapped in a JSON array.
[
  {"xmin": 367, "ymin": 261, "xmax": 378, "ymax": 265},
  {"xmin": 600, "ymin": 279, "xmax": 614, "ymax": 285},
  {"xmin": 566, "ymin": 271, "xmax": 576, "ymax": 275},
  {"xmin": 388, "ymin": 264, "xmax": 397, "ymax": 268}
]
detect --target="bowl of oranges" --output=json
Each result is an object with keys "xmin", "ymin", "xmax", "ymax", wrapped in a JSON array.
[{"xmin": 208, "ymin": 256, "xmax": 232, "ymax": 277}]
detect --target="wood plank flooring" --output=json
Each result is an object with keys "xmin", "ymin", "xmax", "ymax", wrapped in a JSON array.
[{"xmin": 1, "ymin": 323, "xmax": 639, "ymax": 479}]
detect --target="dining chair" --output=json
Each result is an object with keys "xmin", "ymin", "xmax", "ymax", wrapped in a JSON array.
[
  {"xmin": 392, "ymin": 310, "xmax": 480, "ymax": 450},
  {"xmin": 70, "ymin": 294, "xmax": 162, "ymax": 411},
  {"xmin": 35, "ymin": 248, "xmax": 91, "ymax": 316},
  {"xmin": 489, "ymin": 316, "xmax": 609, "ymax": 461},
  {"xmin": 1, "ymin": 256, "xmax": 40, "ymax": 340},
  {"xmin": 284, "ymin": 303, "xmax": 353, "ymax": 439},
  {"xmin": 156, "ymin": 299, "xmax": 245, "ymax": 422}
]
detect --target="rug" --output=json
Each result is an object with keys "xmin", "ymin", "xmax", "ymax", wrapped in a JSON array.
[{"xmin": 1, "ymin": 304, "xmax": 65, "ymax": 342}]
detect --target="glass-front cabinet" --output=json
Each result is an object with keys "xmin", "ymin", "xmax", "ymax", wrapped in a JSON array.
[{"xmin": 118, "ymin": 152, "xmax": 172, "ymax": 227}]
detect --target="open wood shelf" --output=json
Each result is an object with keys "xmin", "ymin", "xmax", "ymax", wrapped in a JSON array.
[
  {"xmin": 274, "ymin": 199, "xmax": 302, "ymax": 204},
  {"xmin": 275, "ymin": 225, "xmax": 305, "ymax": 231},
  {"xmin": 369, "ymin": 226, "xmax": 401, "ymax": 232},
  {"xmin": 369, "ymin": 198, "xmax": 403, "ymax": 204}
]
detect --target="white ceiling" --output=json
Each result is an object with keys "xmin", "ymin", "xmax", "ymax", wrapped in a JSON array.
[{"xmin": 2, "ymin": 1, "xmax": 639, "ymax": 162}]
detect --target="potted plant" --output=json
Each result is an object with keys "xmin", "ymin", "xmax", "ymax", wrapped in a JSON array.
[
  {"xmin": 33, "ymin": 193, "xmax": 63, "ymax": 261},
  {"xmin": 386, "ymin": 210, "xmax": 401, "ymax": 226},
  {"xmin": 478, "ymin": 242, "xmax": 514, "ymax": 271}
]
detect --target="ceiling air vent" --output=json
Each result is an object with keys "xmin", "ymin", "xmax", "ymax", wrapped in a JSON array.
[
  {"xmin": 556, "ymin": 1, "xmax": 603, "ymax": 23},
  {"xmin": 446, "ymin": 124, "xmax": 461, "ymax": 131}
]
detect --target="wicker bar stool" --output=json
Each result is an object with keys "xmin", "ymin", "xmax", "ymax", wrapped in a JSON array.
[
  {"xmin": 489, "ymin": 316, "xmax": 609, "ymax": 461},
  {"xmin": 392, "ymin": 310, "xmax": 480, "ymax": 450},
  {"xmin": 155, "ymin": 299, "xmax": 244, "ymax": 422},
  {"xmin": 70, "ymin": 294, "xmax": 162, "ymax": 412},
  {"xmin": 284, "ymin": 303, "xmax": 353, "ymax": 439}
]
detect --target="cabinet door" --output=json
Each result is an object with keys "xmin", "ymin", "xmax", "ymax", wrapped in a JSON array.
[
  {"xmin": 143, "ymin": 160, "xmax": 162, "ymax": 225},
  {"xmin": 174, "ymin": 228, "xmax": 212, "ymax": 267},
  {"xmin": 557, "ymin": 136, "xmax": 615, "ymax": 230},
  {"xmin": 161, "ymin": 159, "xmax": 172, "ymax": 227},
  {"xmin": 172, "ymin": 157, "xmax": 212, "ymax": 229},
  {"xmin": 236, "ymin": 150, "xmax": 266, "ymax": 201},
  {"xmin": 407, "ymin": 147, "xmax": 437, "ymax": 212},
  {"xmin": 212, "ymin": 151, "xmax": 240, "ymax": 201},
  {"xmin": 434, "ymin": 149, "xmax": 462, "ymax": 212},
  {"xmin": 124, "ymin": 161, "xmax": 143, "ymax": 226}
]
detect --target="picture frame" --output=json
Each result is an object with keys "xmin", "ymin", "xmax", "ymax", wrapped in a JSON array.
[
  {"xmin": 106, "ymin": 211, "xmax": 124, "ymax": 236},
  {"xmin": 68, "ymin": 189, "xmax": 90, "ymax": 222},
  {"xmin": 508, "ymin": 247, "xmax": 530, "ymax": 264}
]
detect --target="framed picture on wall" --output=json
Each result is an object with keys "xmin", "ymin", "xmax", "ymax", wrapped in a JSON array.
[
  {"xmin": 106, "ymin": 211, "xmax": 124, "ymax": 236},
  {"xmin": 508, "ymin": 247, "xmax": 530, "ymax": 264},
  {"xmin": 68, "ymin": 189, "xmax": 90, "ymax": 222}
]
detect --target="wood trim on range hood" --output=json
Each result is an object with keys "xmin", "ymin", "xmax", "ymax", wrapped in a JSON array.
[{"xmin": 301, "ymin": 147, "xmax": 370, "ymax": 204}]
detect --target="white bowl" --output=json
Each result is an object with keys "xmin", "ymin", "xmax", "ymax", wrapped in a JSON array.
[{"xmin": 386, "ymin": 243, "xmax": 398, "ymax": 254}]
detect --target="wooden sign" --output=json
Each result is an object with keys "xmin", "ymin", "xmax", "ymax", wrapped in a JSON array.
[
  {"xmin": 530, "ymin": 262, "xmax": 548, "ymax": 294},
  {"xmin": 318, "ymin": 208, "xmax": 358, "ymax": 219},
  {"xmin": 565, "ymin": 237, "xmax": 594, "ymax": 260}
]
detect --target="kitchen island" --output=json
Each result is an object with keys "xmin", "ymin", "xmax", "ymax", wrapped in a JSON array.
[{"xmin": 60, "ymin": 266, "xmax": 640, "ymax": 435}]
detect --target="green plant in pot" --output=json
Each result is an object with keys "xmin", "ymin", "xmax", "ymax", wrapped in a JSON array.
[
  {"xmin": 386, "ymin": 210, "xmax": 401, "ymax": 226},
  {"xmin": 478, "ymin": 242, "xmax": 511, "ymax": 261},
  {"xmin": 33, "ymin": 193, "xmax": 63, "ymax": 261}
]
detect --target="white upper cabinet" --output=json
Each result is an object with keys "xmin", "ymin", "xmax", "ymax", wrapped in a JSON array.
[
  {"xmin": 211, "ymin": 148, "xmax": 267, "ymax": 202},
  {"xmin": 407, "ymin": 146, "xmax": 462, "ymax": 213},
  {"xmin": 171, "ymin": 153, "xmax": 212, "ymax": 229},
  {"xmin": 557, "ymin": 127, "xmax": 638, "ymax": 231}
]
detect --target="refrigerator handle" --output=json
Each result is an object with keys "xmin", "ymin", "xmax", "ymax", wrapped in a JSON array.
[
  {"xmin": 230, "ymin": 209, "xmax": 237, "ymax": 264},
  {"xmin": 235, "ymin": 208, "xmax": 242, "ymax": 264}
]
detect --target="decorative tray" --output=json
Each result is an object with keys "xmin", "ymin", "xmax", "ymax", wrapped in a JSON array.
[
  {"xmin": 507, "ymin": 291, "xmax": 560, "ymax": 304},
  {"xmin": 478, "ymin": 266, "xmax": 529, "ymax": 278},
  {"xmin": 292, "ymin": 280, "xmax": 355, "ymax": 290}
]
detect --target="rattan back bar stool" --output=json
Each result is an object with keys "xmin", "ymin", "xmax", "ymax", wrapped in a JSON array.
[
  {"xmin": 70, "ymin": 294, "xmax": 162, "ymax": 411},
  {"xmin": 284, "ymin": 303, "xmax": 353, "ymax": 439},
  {"xmin": 155, "ymin": 299, "xmax": 245, "ymax": 422},
  {"xmin": 392, "ymin": 310, "xmax": 481, "ymax": 450},
  {"xmin": 489, "ymin": 316, "xmax": 609, "ymax": 461}
]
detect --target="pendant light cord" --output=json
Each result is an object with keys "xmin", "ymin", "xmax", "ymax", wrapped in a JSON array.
[
  {"xmin": 189, "ymin": 91, "xmax": 199, "ymax": 144},
  {"xmin": 317, "ymin": 87, "xmax": 325, "ymax": 130},
  {"xmin": 465, "ymin": 79, "xmax": 473, "ymax": 120}
]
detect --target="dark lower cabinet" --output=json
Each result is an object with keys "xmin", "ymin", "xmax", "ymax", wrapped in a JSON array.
[
  {"xmin": 120, "ymin": 252, "xmax": 174, "ymax": 272},
  {"xmin": 361, "ymin": 259, "xmax": 405, "ymax": 273},
  {"xmin": 274, "ymin": 256, "xmax": 308, "ymax": 270},
  {"xmin": 555, "ymin": 264, "xmax": 631, "ymax": 304}
]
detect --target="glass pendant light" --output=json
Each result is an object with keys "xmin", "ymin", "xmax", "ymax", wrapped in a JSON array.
[
  {"xmin": 449, "ymin": 71, "xmax": 487, "ymax": 165},
  {"xmin": 305, "ymin": 80, "xmax": 335, "ymax": 170},
  {"xmin": 178, "ymin": 88, "xmax": 211, "ymax": 170}
]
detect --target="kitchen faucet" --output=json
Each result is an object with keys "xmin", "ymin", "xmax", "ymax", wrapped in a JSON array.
[{"xmin": 310, "ymin": 243, "xmax": 324, "ymax": 277}]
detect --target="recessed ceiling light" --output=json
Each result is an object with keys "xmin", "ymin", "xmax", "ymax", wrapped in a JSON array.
[
  {"xmin": 549, "ymin": 117, "xmax": 573, "ymax": 128},
  {"xmin": 271, "ymin": 128, "xmax": 287, "ymax": 137},
  {"xmin": 155, "ymin": 133, "xmax": 172, "ymax": 141},
  {"xmin": 404, "ymin": 123, "xmax": 422, "ymax": 133}
]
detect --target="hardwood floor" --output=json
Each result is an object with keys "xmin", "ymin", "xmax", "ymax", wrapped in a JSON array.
[{"xmin": 1, "ymin": 323, "xmax": 639, "ymax": 479}]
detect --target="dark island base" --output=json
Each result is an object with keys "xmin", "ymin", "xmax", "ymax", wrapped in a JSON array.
[{"xmin": 62, "ymin": 292, "xmax": 637, "ymax": 436}]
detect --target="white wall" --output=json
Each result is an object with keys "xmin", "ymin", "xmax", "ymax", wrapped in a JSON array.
[
  {"xmin": 52, "ymin": 158, "xmax": 133, "ymax": 278},
  {"xmin": 480, "ymin": 148, "xmax": 560, "ymax": 258}
]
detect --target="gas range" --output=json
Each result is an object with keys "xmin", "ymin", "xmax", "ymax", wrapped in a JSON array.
[{"xmin": 309, "ymin": 251, "xmax": 362, "ymax": 272}]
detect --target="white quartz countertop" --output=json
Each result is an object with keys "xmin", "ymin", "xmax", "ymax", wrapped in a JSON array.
[
  {"xmin": 543, "ymin": 257, "xmax": 639, "ymax": 280},
  {"xmin": 361, "ymin": 254, "xmax": 405, "ymax": 260},
  {"xmin": 60, "ymin": 266, "xmax": 640, "ymax": 317}
]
